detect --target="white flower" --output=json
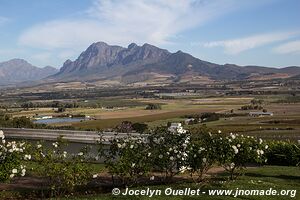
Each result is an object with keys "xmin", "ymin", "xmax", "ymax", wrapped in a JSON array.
[
  {"xmin": 92, "ymin": 174, "xmax": 98, "ymax": 178},
  {"xmin": 259, "ymin": 138, "xmax": 263, "ymax": 144},
  {"xmin": 237, "ymin": 144, "xmax": 241, "ymax": 148},
  {"xmin": 131, "ymin": 163, "xmax": 136, "ymax": 167},
  {"xmin": 218, "ymin": 130, "xmax": 222, "ymax": 134},
  {"xmin": 147, "ymin": 152, "xmax": 151, "ymax": 157},
  {"xmin": 256, "ymin": 149, "xmax": 261, "ymax": 155},
  {"xmin": 52, "ymin": 142, "xmax": 58, "ymax": 148},
  {"xmin": 230, "ymin": 163, "xmax": 235, "ymax": 169},
  {"xmin": 12, "ymin": 169, "xmax": 18, "ymax": 174},
  {"xmin": 9, "ymin": 174, "xmax": 14, "ymax": 178},
  {"xmin": 21, "ymin": 169, "xmax": 26, "ymax": 177},
  {"xmin": 159, "ymin": 154, "xmax": 163, "ymax": 159},
  {"xmin": 232, "ymin": 145, "xmax": 238, "ymax": 154},
  {"xmin": 0, "ymin": 131, "xmax": 4, "ymax": 139},
  {"xmin": 37, "ymin": 144, "xmax": 42, "ymax": 149},
  {"xmin": 130, "ymin": 144, "xmax": 134, "ymax": 149},
  {"xmin": 265, "ymin": 145, "xmax": 268, "ymax": 149},
  {"xmin": 78, "ymin": 152, "xmax": 84, "ymax": 156},
  {"xmin": 260, "ymin": 150, "xmax": 264, "ymax": 155},
  {"xmin": 24, "ymin": 154, "xmax": 31, "ymax": 160},
  {"xmin": 170, "ymin": 156, "xmax": 174, "ymax": 161},
  {"xmin": 202, "ymin": 158, "xmax": 207, "ymax": 163},
  {"xmin": 179, "ymin": 166, "xmax": 191, "ymax": 173},
  {"xmin": 150, "ymin": 176, "xmax": 155, "ymax": 180}
]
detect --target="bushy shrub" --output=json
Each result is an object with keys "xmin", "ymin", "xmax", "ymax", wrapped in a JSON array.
[
  {"xmin": 187, "ymin": 133, "xmax": 215, "ymax": 181},
  {"xmin": 100, "ymin": 135, "xmax": 151, "ymax": 185},
  {"xmin": 148, "ymin": 127, "xmax": 190, "ymax": 180},
  {"xmin": 132, "ymin": 122, "xmax": 148, "ymax": 133},
  {"xmin": 115, "ymin": 121, "xmax": 133, "ymax": 133},
  {"xmin": 265, "ymin": 141, "xmax": 300, "ymax": 166},
  {"xmin": 200, "ymin": 112, "xmax": 220, "ymax": 122},
  {"xmin": 30, "ymin": 138, "xmax": 92, "ymax": 197},
  {"xmin": 0, "ymin": 133, "xmax": 29, "ymax": 182},
  {"xmin": 214, "ymin": 133, "xmax": 267, "ymax": 180},
  {"xmin": 145, "ymin": 103, "xmax": 161, "ymax": 110}
]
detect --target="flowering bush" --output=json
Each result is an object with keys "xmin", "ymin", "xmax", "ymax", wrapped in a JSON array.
[
  {"xmin": 99, "ymin": 126, "xmax": 272, "ymax": 182},
  {"xmin": 214, "ymin": 133, "xmax": 267, "ymax": 179},
  {"xmin": 186, "ymin": 132, "xmax": 216, "ymax": 182},
  {"xmin": 265, "ymin": 141, "xmax": 300, "ymax": 166},
  {"xmin": 147, "ymin": 127, "xmax": 190, "ymax": 180},
  {"xmin": 30, "ymin": 137, "xmax": 93, "ymax": 197},
  {"xmin": 98, "ymin": 126, "xmax": 191, "ymax": 183},
  {"xmin": 101, "ymin": 134, "xmax": 151, "ymax": 185},
  {"xmin": 0, "ymin": 132, "xmax": 29, "ymax": 182}
]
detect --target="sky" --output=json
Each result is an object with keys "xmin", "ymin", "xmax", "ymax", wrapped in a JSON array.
[{"xmin": 0, "ymin": 0, "xmax": 299, "ymax": 68}]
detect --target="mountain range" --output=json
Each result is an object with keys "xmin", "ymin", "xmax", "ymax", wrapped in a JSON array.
[
  {"xmin": 0, "ymin": 59, "xmax": 58, "ymax": 85},
  {"xmin": 1, "ymin": 42, "xmax": 300, "ymax": 86},
  {"xmin": 49, "ymin": 42, "xmax": 300, "ymax": 85}
]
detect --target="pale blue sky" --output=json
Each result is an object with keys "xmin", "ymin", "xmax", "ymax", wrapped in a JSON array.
[{"xmin": 0, "ymin": 0, "xmax": 299, "ymax": 68}]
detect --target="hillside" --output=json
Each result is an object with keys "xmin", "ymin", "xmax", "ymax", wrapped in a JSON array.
[{"xmin": 0, "ymin": 59, "xmax": 58, "ymax": 85}]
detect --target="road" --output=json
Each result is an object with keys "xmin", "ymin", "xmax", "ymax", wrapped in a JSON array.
[{"xmin": 1, "ymin": 128, "xmax": 144, "ymax": 144}]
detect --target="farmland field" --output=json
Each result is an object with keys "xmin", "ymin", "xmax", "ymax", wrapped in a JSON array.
[{"xmin": 1, "ymin": 83, "xmax": 300, "ymax": 200}]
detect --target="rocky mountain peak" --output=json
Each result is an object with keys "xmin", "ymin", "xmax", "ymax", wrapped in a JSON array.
[
  {"xmin": 128, "ymin": 43, "xmax": 138, "ymax": 49},
  {"xmin": 57, "ymin": 42, "xmax": 170, "ymax": 76}
]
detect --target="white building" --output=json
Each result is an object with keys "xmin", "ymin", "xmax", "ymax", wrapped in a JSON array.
[
  {"xmin": 185, "ymin": 118, "xmax": 195, "ymax": 125},
  {"xmin": 249, "ymin": 112, "xmax": 273, "ymax": 117},
  {"xmin": 168, "ymin": 123, "xmax": 187, "ymax": 134}
]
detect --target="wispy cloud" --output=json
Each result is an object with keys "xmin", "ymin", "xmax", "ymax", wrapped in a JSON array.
[
  {"xmin": 273, "ymin": 40, "xmax": 300, "ymax": 54},
  {"xmin": 18, "ymin": 0, "xmax": 259, "ymax": 50},
  {"xmin": 202, "ymin": 31, "xmax": 299, "ymax": 54}
]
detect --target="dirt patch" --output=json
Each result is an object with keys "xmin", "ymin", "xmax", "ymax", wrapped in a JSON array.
[{"xmin": 0, "ymin": 177, "xmax": 47, "ymax": 191}]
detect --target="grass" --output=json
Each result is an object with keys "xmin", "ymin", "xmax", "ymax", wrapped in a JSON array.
[
  {"xmin": 73, "ymin": 107, "xmax": 231, "ymax": 130},
  {"xmin": 66, "ymin": 166, "xmax": 300, "ymax": 200}
]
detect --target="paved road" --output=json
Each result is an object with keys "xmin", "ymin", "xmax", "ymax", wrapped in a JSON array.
[{"xmin": 1, "ymin": 128, "xmax": 144, "ymax": 144}]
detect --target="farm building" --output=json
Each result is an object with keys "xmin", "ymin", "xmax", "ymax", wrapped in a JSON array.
[
  {"xmin": 185, "ymin": 118, "xmax": 195, "ymax": 125},
  {"xmin": 168, "ymin": 123, "xmax": 186, "ymax": 134},
  {"xmin": 249, "ymin": 112, "xmax": 273, "ymax": 117}
]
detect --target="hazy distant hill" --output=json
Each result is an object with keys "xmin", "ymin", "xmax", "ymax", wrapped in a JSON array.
[{"xmin": 0, "ymin": 59, "xmax": 58, "ymax": 85}]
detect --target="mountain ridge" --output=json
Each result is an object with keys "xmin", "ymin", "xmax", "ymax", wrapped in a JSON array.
[
  {"xmin": 50, "ymin": 42, "xmax": 300, "ymax": 85},
  {"xmin": 0, "ymin": 58, "xmax": 58, "ymax": 85},
  {"xmin": 2, "ymin": 42, "xmax": 300, "ymax": 87}
]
